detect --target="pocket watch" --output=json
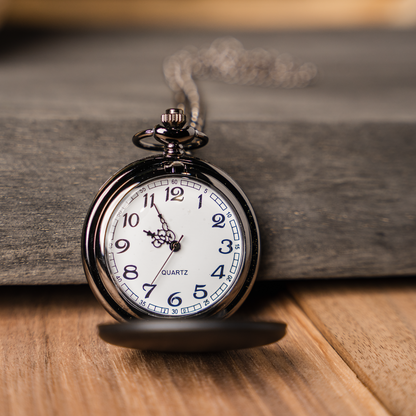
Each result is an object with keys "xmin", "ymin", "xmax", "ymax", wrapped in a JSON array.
[
  {"xmin": 82, "ymin": 108, "xmax": 260, "ymax": 322},
  {"xmin": 81, "ymin": 38, "xmax": 316, "ymax": 350}
]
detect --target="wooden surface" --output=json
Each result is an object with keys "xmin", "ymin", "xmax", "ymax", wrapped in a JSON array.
[
  {"xmin": 1, "ymin": 30, "xmax": 416, "ymax": 284},
  {"xmin": 289, "ymin": 279, "xmax": 416, "ymax": 416},
  {"xmin": 1, "ymin": 30, "xmax": 415, "ymax": 124},
  {"xmin": 0, "ymin": 282, "xmax": 396, "ymax": 416},
  {"xmin": 2, "ymin": 119, "xmax": 416, "ymax": 284},
  {"xmin": 6, "ymin": 0, "xmax": 413, "ymax": 30}
]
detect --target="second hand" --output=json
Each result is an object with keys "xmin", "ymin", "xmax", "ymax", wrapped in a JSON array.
[{"xmin": 151, "ymin": 235, "xmax": 184, "ymax": 285}]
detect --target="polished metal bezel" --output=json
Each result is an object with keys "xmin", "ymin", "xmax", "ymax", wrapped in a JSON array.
[{"xmin": 82, "ymin": 154, "xmax": 260, "ymax": 322}]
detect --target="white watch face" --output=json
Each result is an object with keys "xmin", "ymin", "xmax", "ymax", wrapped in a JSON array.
[{"xmin": 104, "ymin": 175, "xmax": 245, "ymax": 318}]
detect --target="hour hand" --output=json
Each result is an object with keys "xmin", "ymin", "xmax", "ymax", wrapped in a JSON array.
[
  {"xmin": 144, "ymin": 205, "xmax": 177, "ymax": 248},
  {"xmin": 144, "ymin": 230, "xmax": 156, "ymax": 238},
  {"xmin": 143, "ymin": 229, "xmax": 162, "ymax": 248}
]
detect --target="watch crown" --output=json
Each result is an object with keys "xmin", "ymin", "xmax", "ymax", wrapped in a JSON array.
[{"xmin": 161, "ymin": 108, "xmax": 186, "ymax": 129}]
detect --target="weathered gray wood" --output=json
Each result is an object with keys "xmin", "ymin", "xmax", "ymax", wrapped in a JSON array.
[
  {"xmin": 1, "ymin": 29, "xmax": 416, "ymax": 283},
  {"xmin": 0, "ymin": 29, "xmax": 416, "ymax": 124},
  {"xmin": 1, "ymin": 118, "xmax": 415, "ymax": 283}
]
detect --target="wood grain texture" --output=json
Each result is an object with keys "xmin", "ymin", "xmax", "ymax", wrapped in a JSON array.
[
  {"xmin": 0, "ymin": 284, "xmax": 389, "ymax": 416},
  {"xmin": 1, "ymin": 30, "xmax": 416, "ymax": 284},
  {"xmin": 1, "ymin": 30, "xmax": 416, "ymax": 124},
  {"xmin": 1, "ymin": 118, "xmax": 415, "ymax": 284},
  {"xmin": 289, "ymin": 279, "xmax": 416, "ymax": 416}
]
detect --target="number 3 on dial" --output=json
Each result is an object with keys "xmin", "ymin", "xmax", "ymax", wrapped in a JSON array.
[{"xmin": 219, "ymin": 239, "xmax": 233, "ymax": 254}]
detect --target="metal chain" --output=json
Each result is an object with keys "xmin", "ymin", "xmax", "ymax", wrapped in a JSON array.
[{"xmin": 163, "ymin": 37, "xmax": 318, "ymax": 131}]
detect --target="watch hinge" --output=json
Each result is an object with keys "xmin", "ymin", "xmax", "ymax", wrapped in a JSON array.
[{"xmin": 163, "ymin": 161, "xmax": 186, "ymax": 174}]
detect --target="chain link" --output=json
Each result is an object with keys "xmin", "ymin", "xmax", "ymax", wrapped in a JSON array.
[{"xmin": 163, "ymin": 37, "xmax": 318, "ymax": 131}]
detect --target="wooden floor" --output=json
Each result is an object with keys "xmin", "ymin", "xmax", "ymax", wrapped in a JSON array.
[{"xmin": 1, "ymin": 279, "xmax": 415, "ymax": 415}]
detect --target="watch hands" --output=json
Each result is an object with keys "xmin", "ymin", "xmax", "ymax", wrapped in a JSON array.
[
  {"xmin": 143, "ymin": 204, "xmax": 176, "ymax": 248},
  {"xmin": 150, "ymin": 235, "xmax": 184, "ymax": 285}
]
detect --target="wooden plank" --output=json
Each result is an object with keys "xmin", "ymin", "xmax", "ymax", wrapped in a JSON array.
[
  {"xmin": 1, "ymin": 118, "xmax": 416, "ymax": 283},
  {"xmin": 1, "ymin": 30, "xmax": 416, "ymax": 125},
  {"xmin": 0, "ymin": 284, "xmax": 389, "ymax": 416},
  {"xmin": 1, "ymin": 30, "xmax": 416, "ymax": 284},
  {"xmin": 289, "ymin": 279, "xmax": 416, "ymax": 416},
  {"xmin": 6, "ymin": 0, "xmax": 407, "ymax": 30}
]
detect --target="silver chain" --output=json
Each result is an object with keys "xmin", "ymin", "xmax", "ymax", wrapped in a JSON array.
[{"xmin": 163, "ymin": 37, "xmax": 318, "ymax": 131}]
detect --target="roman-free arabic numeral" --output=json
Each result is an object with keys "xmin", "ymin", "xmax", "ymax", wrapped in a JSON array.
[
  {"xmin": 142, "ymin": 283, "xmax": 156, "ymax": 299},
  {"xmin": 193, "ymin": 284, "xmax": 208, "ymax": 299},
  {"xmin": 165, "ymin": 186, "xmax": 184, "ymax": 202},
  {"xmin": 219, "ymin": 239, "xmax": 233, "ymax": 254},
  {"xmin": 212, "ymin": 214, "xmax": 225, "ymax": 228},
  {"xmin": 211, "ymin": 265, "xmax": 225, "ymax": 279},
  {"xmin": 122, "ymin": 213, "xmax": 139, "ymax": 228},
  {"xmin": 115, "ymin": 239, "xmax": 130, "ymax": 254},
  {"xmin": 143, "ymin": 193, "xmax": 154, "ymax": 208},
  {"xmin": 198, "ymin": 194, "xmax": 202, "ymax": 209},
  {"xmin": 123, "ymin": 265, "xmax": 138, "ymax": 280},
  {"xmin": 167, "ymin": 292, "xmax": 182, "ymax": 307}
]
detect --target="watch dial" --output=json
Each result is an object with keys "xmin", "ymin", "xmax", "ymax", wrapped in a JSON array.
[{"xmin": 104, "ymin": 175, "xmax": 245, "ymax": 318}]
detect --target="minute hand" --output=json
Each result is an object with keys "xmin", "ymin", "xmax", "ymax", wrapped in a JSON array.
[{"xmin": 155, "ymin": 205, "xmax": 174, "ymax": 234}]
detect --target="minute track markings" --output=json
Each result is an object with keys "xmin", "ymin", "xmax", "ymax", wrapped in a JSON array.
[{"xmin": 100, "ymin": 172, "xmax": 250, "ymax": 318}]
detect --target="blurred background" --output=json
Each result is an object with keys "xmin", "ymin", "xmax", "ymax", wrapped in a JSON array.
[
  {"xmin": 1, "ymin": 0, "xmax": 416, "ymax": 30},
  {"xmin": 1, "ymin": 0, "xmax": 415, "ymax": 126}
]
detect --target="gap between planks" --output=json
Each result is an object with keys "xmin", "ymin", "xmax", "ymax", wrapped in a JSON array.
[{"xmin": 289, "ymin": 278, "xmax": 416, "ymax": 416}]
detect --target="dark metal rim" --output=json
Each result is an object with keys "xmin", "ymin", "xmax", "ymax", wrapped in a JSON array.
[
  {"xmin": 81, "ymin": 154, "xmax": 260, "ymax": 322},
  {"xmin": 98, "ymin": 320, "xmax": 286, "ymax": 351}
]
